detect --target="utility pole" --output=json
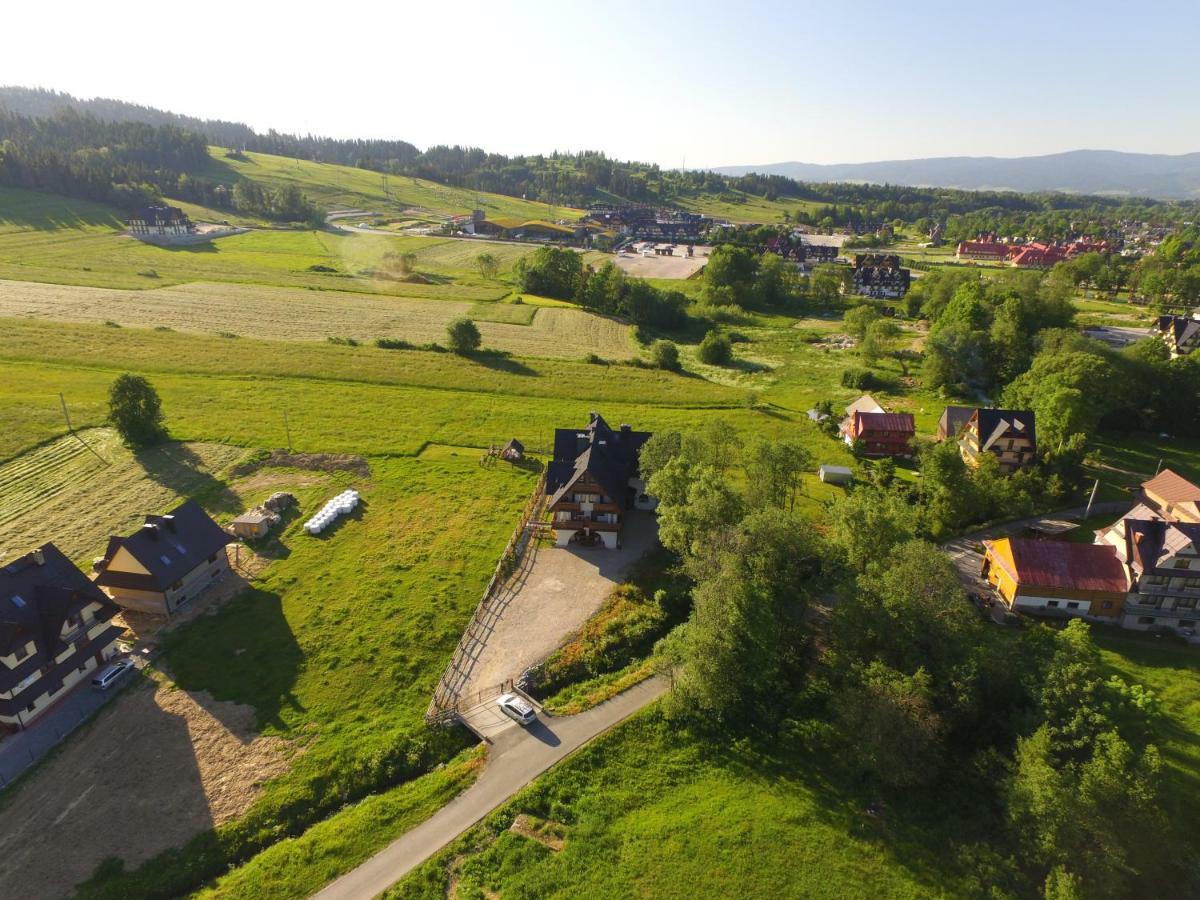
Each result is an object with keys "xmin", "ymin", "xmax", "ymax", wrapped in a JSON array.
[
  {"xmin": 283, "ymin": 408, "xmax": 293, "ymax": 452},
  {"xmin": 59, "ymin": 393, "xmax": 74, "ymax": 433},
  {"xmin": 1084, "ymin": 478, "xmax": 1100, "ymax": 520}
]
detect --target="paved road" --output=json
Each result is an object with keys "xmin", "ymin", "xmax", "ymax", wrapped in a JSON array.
[{"xmin": 314, "ymin": 676, "xmax": 667, "ymax": 900}]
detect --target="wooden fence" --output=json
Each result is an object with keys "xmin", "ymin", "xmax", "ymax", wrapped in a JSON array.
[{"xmin": 426, "ymin": 471, "xmax": 547, "ymax": 724}]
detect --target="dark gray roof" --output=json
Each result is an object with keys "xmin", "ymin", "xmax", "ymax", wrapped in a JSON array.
[
  {"xmin": 940, "ymin": 406, "xmax": 976, "ymax": 438},
  {"xmin": 0, "ymin": 544, "xmax": 121, "ymax": 709},
  {"xmin": 95, "ymin": 499, "xmax": 231, "ymax": 593},
  {"xmin": 973, "ymin": 408, "xmax": 1036, "ymax": 453},
  {"xmin": 545, "ymin": 413, "xmax": 651, "ymax": 509}
]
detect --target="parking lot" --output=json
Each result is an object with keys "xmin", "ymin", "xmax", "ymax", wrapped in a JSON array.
[{"xmin": 610, "ymin": 244, "xmax": 709, "ymax": 279}]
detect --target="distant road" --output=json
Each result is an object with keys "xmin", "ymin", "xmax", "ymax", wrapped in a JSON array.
[{"xmin": 312, "ymin": 676, "xmax": 668, "ymax": 900}]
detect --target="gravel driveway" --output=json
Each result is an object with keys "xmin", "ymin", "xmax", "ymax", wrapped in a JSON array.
[{"xmin": 460, "ymin": 512, "xmax": 658, "ymax": 698}]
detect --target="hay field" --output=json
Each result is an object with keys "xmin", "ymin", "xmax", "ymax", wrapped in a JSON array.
[
  {"xmin": 0, "ymin": 428, "xmax": 248, "ymax": 564},
  {"xmin": 0, "ymin": 279, "xmax": 631, "ymax": 358}
]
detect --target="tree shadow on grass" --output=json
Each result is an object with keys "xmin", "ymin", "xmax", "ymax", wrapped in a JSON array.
[
  {"xmin": 162, "ymin": 587, "xmax": 305, "ymax": 734},
  {"xmin": 135, "ymin": 442, "xmax": 241, "ymax": 516},
  {"xmin": 468, "ymin": 350, "xmax": 539, "ymax": 377}
]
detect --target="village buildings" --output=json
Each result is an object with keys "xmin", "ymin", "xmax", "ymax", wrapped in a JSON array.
[
  {"xmin": 1152, "ymin": 313, "xmax": 1200, "ymax": 358},
  {"xmin": 958, "ymin": 408, "xmax": 1037, "ymax": 473},
  {"xmin": 937, "ymin": 405, "xmax": 976, "ymax": 442},
  {"xmin": 126, "ymin": 205, "xmax": 194, "ymax": 237},
  {"xmin": 840, "ymin": 394, "xmax": 914, "ymax": 457},
  {"xmin": 982, "ymin": 538, "xmax": 1128, "ymax": 621},
  {"xmin": 545, "ymin": 413, "xmax": 654, "ymax": 549},
  {"xmin": 93, "ymin": 500, "xmax": 232, "ymax": 616},
  {"xmin": 851, "ymin": 253, "xmax": 910, "ymax": 298},
  {"xmin": 0, "ymin": 544, "xmax": 123, "ymax": 730}
]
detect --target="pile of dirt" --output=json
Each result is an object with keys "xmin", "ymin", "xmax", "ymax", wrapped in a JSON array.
[{"xmin": 230, "ymin": 449, "xmax": 370, "ymax": 479}]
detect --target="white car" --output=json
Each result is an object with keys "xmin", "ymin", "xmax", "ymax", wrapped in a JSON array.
[
  {"xmin": 496, "ymin": 692, "xmax": 537, "ymax": 726},
  {"xmin": 92, "ymin": 659, "xmax": 133, "ymax": 691}
]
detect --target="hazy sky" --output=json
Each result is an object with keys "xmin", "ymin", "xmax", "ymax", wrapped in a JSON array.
[{"xmin": 3, "ymin": 0, "xmax": 1197, "ymax": 167}]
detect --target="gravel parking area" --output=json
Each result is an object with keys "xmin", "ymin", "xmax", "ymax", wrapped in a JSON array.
[{"xmin": 460, "ymin": 512, "xmax": 658, "ymax": 698}]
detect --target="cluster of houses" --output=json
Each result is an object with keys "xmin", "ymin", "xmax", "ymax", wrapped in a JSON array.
[
  {"xmin": 763, "ymin": 235, "xmax": 840, "ymax": 265},
  {"xmin": 852, "ymin": 254, "xmax": 911, "ymax": 298},
  {"xmin": 0, "ymin": 500, "xmax": 233, "ymax": 731},
  {"xmin": 583, "ymin": 204, "xmax": 709, "ymax": 242},
  {"xmin": 983, "ymin": 468, "xmax": 1200, "ymax": 636},
  {"xmin": 955, "ymin": 234, "xmax": 1112, "ymax": 268},
  {"xmin": 838, "ymin": 395, "xmax": 1037, "ymax": 473},
  {"xmin": 545, "ymin": 413, "xmax": 655, "ymax": 549}
]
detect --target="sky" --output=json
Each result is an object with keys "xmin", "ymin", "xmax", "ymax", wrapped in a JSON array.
[{"xmin": 3, "ymin": 0, "xmax": 1198, "ymax": 168}]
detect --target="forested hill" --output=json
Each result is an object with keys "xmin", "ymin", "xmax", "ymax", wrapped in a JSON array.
[{"xmin": 2, "ymin": 86, "xmax": 1198, "ymax": 230}]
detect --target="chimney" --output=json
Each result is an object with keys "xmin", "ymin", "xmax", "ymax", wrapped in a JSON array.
[
  {"xmin": 589, "ymin": 411, "xmax": 599, "ymax": 424},
  {"xmin": 620, "ymin": 424, "xmax": 632, "ymax": 435},
  {"xmin": 32, "ymin": 548, "xmax": 45, "ymax": 566},
  {"xmin": 161, "ymin": 514, "xmax": 176, "ymax": 532},
  {"xmin": 142, "ymin": 523, "xmax": 159, "ymax": 541}
]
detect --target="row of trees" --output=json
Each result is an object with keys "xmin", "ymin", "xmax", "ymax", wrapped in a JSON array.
[{"xmin": 512, "ymin": 247, "xmax": 688, "ymax": 329}]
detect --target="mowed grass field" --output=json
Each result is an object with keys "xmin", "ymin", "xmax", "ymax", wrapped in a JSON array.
[
  {"xmin": 0, "ymin": 280, "xmax": 632, "ymax": 359},
  {"xmin": 0, "ymin": 218, "xmax": 529, "ymax": 294},
  {"xmin": 0, "ymin": 428, "xmax": 247, "ymax": 565}
]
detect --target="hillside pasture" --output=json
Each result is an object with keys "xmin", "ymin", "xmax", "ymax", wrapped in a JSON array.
[
  {"xmin": 0, "ymin": 186, "xmax": 125, "ymax": 233},
  {"xmin": 0, "ymin": 226, "xmax": 518, "ymax": 296},
  {"xmin": 202, "ymin": 149, "xmax": 585, "ymax": 222},
  {"xmin": 0, "ymin": 279, "xmax": 632, "ymax": 359},
  {"xmin": 0, "ymin": 428, "xmax": 247, "ymax": 565}
]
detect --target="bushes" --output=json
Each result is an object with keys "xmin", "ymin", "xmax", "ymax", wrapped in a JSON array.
[
  {"xmin": 840, "ymin": 367, "xmax": 880, "ymax": 390},
  {"xmin": 445, "ymin": 318, "xmax": 482, "ymax": 354},
  {"xmin": 512, "ymin": 246, "xmax": 583, "ymax": 300},
  {"xmin": 652, "ymin": 340, "xmax": 681, "ymax": 371},
  {"xmin": 326, "ymin": 336, "xmax": 359, "ymax": 346},
  {"xmin": 697, "ymin": 331, "xmax": 734, "ymax": 366},
  {"xmin": 525, "ymin": 586, "xmax": 668, "ymax": 698},
  {"xmin": 375, "ymin": 337, "xmax": 415, "ymax": 350}
]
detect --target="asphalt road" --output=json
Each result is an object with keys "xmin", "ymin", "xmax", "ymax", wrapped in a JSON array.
[{"xmin": 313, "ymin": 676, "xmax": 668, "ymax": 900}]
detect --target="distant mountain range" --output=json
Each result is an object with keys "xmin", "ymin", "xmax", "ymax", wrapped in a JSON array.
[{"xmin": 712, "ymin": 150, "xmax": 1200, "ymax": 200}]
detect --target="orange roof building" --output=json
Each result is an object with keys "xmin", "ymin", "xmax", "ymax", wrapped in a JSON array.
[{"xmin": 982, "ymin": 537, "xmax": 1128, "ymax": 619}]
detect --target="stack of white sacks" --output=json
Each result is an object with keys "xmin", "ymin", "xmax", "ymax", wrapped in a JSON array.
[{"xmin": 303, "ymin": 489, "xmax": 359, "ymax": 535}]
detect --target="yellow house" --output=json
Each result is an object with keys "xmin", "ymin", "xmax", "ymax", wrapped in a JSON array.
[{"xmin": 982, "ymin": 537, "xmax": 1128, "ymax": 619}]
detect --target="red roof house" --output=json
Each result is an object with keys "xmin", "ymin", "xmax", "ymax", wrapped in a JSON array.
[{"xmin": 841, "ymin": 410, "xmax": 915, "ymax": 457}]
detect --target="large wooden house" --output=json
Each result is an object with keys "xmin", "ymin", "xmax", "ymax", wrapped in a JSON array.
[
  {"xmin": 93, "ymin": 500, "xmax": 232, "ymax": 616},
  {"xmin": 842, "ymin": 411, "xmax": 915, "ymax": 457},
  {"xmin": 1152, "ymin": 313, "xmax": 1200, "ymax": 358},
  {"xmin": 0, "ymin": 544, "xmax": 123, "ymax": 730},
  {"xmin": 126, "ymin": 205, "xmax": 194, "ymax": 237},
  {"xmin": 545, "ymin": 413, "xmax": 653, "ymax": 549},
  {"xmin": 982, "ymin": 537, "xmax": 1128, "ymax": 620},
  {"xmin": 1094, "ymin": 469, "xmax": 1200, "ymax": 633},
  {"xmin": 959, "ymin": 408, "xmax": 1036, "ymax": 473},
  {"xmin": 852, "ymin": 254, "xmax": 910, "ymax": 298}
]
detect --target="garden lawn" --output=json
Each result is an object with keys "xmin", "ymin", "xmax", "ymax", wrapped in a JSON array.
[{"xmin": 387, "ymin": 712, "xmax": 969, "ymax": 900}]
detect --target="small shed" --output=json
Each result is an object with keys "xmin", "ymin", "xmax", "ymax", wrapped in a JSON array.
[
  {"xmin": 231, "ymin": 510, "xmax": 273, "ymax": 539},
  {"xmin": 819, "ymin": 465, "xmax": 854, "ymax": 485},
  {"xmin": 501, "ymin": 439, "xmax": 525, "ymax": 461}
]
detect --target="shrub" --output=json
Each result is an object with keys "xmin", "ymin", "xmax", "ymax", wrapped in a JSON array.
[
  {"xmin": 652, "ymin": 340, "xmax": 681, "ymax": 371},
  {"xmin": 107, "ymin": 373, "xmax": 167, "ymax": 447},
  {"xmin": 446, "ymin": 318, "xmax": 482, "ymax": 354},
  {"xmin": 841, "ymin": 367, "xmax": 880, "ymax": 390},
  {"xmin": 697, "ymin": 331, "xmax": 734, "ymax": 366},
  {"xmin": 137, "ymin": 269, "xmax": 159, "ymax": 278},
  {"xmin": 103, "ymin": 320, "xmax": 121, "ymax": 328},
  {"xmin": 326, "ymin": 336, "xmax": 359, "ymax": 346},
  {"xmin": 375, "ymin": 338, "xmax": 415, "ymax": 350},
  {"xmin": 583, "ymin": 352, "xmax": 608, "ymax": 365}
]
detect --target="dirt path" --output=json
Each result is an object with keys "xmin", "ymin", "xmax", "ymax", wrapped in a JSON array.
[{"xmin": 0, "ymin": 677, "xmax": 294, "ymax": 900}]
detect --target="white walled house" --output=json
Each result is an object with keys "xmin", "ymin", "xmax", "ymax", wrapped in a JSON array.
[
  {"xmin": 545, "ymin": 413, "xmax": 653, "ymax": 549},
  {"xmin": 0, "ymin": 544, "xmax": 123, "ymax": 730}
]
